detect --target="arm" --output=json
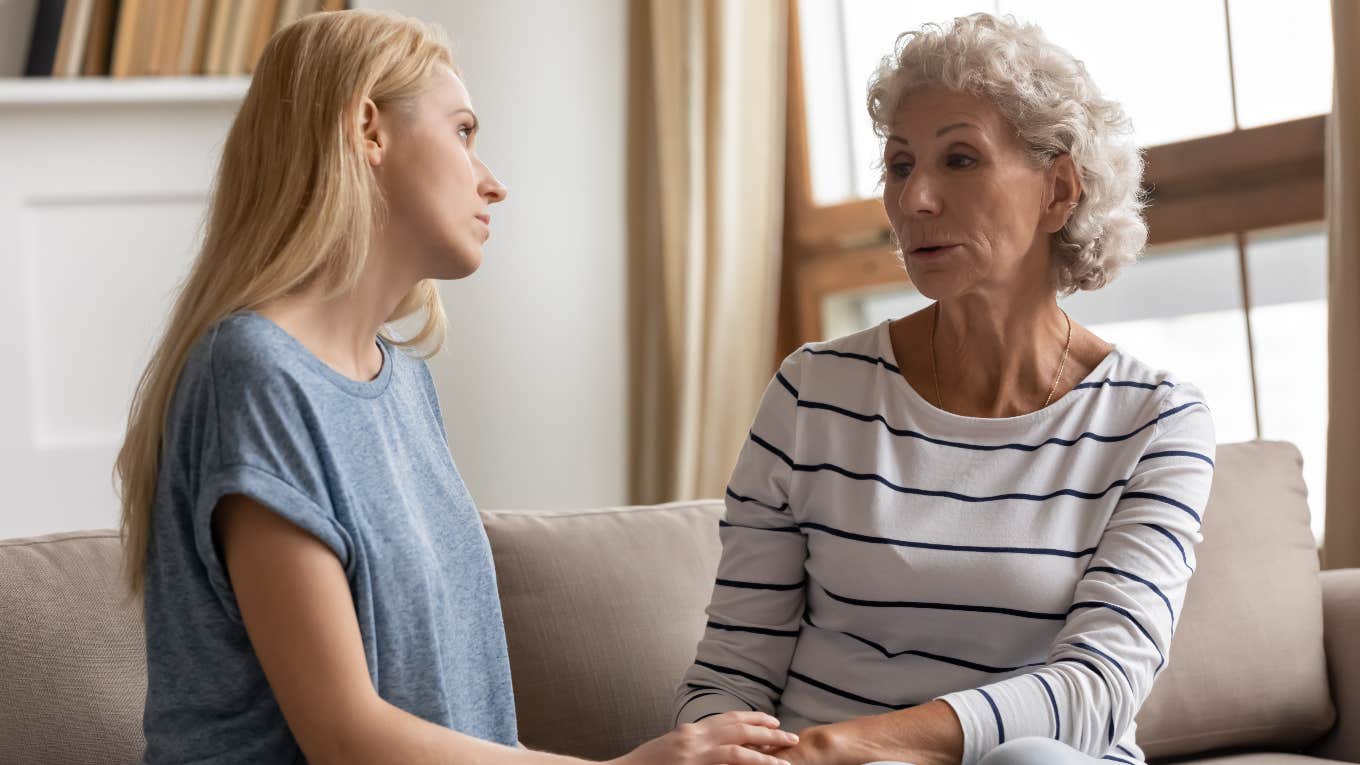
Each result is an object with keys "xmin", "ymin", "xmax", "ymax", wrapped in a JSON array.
[
  {"xmin": 675, "ymin": 351, "xmax": 810, "ymax": 726},
  {"xmin": 775, "ymin": 385, "xmax": 1216, "ymax": 765},
  {"xmin": 217, "ymin": 496, "xmax": 798, "ymax": 765}
]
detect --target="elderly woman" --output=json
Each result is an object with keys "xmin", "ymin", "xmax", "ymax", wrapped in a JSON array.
[{"xmin": 674, "ymin": 13, "xmax": 1215, "ymax": 765}]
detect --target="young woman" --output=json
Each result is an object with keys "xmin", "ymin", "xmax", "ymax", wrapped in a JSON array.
[{"xmin": 116, "ymin": 10, "xmax": 797, "ymax": 765}]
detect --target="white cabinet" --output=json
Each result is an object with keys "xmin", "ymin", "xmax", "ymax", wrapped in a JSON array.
[{"xmin": 0, "ymin": 77, "xmax": 246, "ymax": 538}]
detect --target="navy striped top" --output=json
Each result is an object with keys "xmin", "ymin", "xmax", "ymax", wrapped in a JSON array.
[{"xmin": 674, "ymin": 320, "xmax": 1216, "ymax": 765}]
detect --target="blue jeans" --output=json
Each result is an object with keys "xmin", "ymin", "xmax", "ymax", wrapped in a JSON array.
[{"xmin": 862, "ymin": 735, "xmax": 1110, "ymax": 765}]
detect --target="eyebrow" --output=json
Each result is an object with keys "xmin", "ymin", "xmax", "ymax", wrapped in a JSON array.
[
  {"xmin": 447, "ymin": 107, "xmax": 479, "ymax": 131},
  {"xmin": 886, "ymin": 121, "xmax": 979, "ymax": 145}
]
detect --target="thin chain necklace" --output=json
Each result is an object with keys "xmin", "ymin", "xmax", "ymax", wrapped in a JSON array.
[{"xmin": 930, "ymin": 302, "xmax": 1072, "ymax": 414}]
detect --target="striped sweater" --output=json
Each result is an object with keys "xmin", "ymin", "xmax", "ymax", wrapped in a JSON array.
[{"xmin": 674, "ymin": 320, "xmax": 1216, "ymax": 765}]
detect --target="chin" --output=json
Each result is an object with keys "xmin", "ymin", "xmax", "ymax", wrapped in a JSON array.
[{"xmin": 432, "ymin": 243, "xmax": 483, "ymax": 280}]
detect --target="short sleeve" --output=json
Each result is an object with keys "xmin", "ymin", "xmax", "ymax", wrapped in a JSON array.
[{"xmin": 189, "ymin": 331, "xmax": 354, "ymax": 622}]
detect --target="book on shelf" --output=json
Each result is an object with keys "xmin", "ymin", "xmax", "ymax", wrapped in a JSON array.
[{"xmin": 9, "ymin": 0, "xmax": 346, "ymax": 80}]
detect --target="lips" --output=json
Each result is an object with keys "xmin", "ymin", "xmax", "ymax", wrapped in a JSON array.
[
  {"xmin": 910, "ymin": 243, "xmax": 958, "ymax": 256},
  {"xmin": 474, "ymin": 214, "xmax": 491, "ymax": 226}
]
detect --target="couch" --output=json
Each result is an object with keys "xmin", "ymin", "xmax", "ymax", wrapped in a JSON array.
[{"xmin": 1, "ymin": 440, "xmax": 1356, "ymax": 764}]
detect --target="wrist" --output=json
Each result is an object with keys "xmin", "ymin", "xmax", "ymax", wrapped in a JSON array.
[{"xmin": 800, "ymin": 720, "xmax": 886, "ymax": 765}]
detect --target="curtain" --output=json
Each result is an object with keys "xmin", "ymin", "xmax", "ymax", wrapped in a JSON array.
[
  {"xmin": 1325, "ymin": 0, "xmax": 1360, "ymax": 569},
  {"xmin": 626, "ymin": 0, "xmax": 788, "ymax": 503}
]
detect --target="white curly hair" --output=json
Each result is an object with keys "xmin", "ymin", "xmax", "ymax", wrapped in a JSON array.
[{"xmin": 867, "ymin": 13, "xmax": 1147, "ymax": 294}]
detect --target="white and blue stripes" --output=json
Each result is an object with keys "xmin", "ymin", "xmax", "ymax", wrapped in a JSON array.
[{"xmin": 674, "ymin": 320, "xmax": 1216, "ymax": 765}]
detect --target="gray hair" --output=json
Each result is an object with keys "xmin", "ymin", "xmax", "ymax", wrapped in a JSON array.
[{"xmin": 867, "ymin": 13, "xmax": 1147, "ymax": 294}]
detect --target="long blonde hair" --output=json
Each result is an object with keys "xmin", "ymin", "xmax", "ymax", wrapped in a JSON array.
[{"xmin": 116, "ymin": 10, "xmax": 455, "ymax": 595}]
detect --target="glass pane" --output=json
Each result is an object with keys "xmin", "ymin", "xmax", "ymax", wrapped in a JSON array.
[
  {"xmin": 799, "ymin": 0, "xmax": 859, "ymax": 205},
  {"xmin": 998, "ymin": 0, "xmax": 1237, "ymax": 147},
  {"xmin": 1228, "ymin": 0, "xmax": 1333, "ymax": 129},
  {"xmin": 826, "ymin": 238, "xmax": 1259, "ymax": 447},
  {"xmin": 1246, "ymin": 225, "xmax": 1328, "ymax": 543}
]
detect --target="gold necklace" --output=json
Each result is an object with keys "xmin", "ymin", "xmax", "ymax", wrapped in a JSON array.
[{"xmin": 930, "ymin": 303, "xmax": 1072, "ymax": 413}]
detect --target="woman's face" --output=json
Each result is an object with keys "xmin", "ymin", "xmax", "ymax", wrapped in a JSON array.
[
  {"xmin": 881, "ymin": 87, "xmax": 1073, "ymax": 302},
  {"xmin": 368, "ymin": 68, "xmax": 506, "ymax": 280}
]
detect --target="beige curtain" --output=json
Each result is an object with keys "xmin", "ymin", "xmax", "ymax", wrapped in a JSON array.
[
  {"xmin": 626, "ymin": 0, "xmax": 788, "ymax": 504},
  {"xmin": 1326, "ymin": 0, "xmax": 1360, "ymax": 569}
]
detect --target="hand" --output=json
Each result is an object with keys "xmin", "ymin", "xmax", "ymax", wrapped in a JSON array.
[
  {"xmin": 764, "ymin": 723, "xmax": 945, "ymax": 765},
  {"xmin": 610, "ymin": 711, "xmax": 800, "ymax": 765}
]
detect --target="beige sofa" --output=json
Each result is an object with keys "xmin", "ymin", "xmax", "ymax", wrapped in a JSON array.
[{"xmin": 1, "ymin": 441, "xmax": 1357, "ymax": 764}]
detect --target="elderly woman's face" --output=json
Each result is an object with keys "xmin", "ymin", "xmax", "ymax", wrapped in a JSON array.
[{"xmin": 882, "ymin": 87, "xmax": 1062, "ymax": 301}]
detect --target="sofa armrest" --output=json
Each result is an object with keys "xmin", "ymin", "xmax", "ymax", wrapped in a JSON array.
[{"xmin": 1308, "ymin": 568, "xmax": 1360, "ymax": 762}]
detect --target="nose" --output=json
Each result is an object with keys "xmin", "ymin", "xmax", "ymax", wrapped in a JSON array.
[
  {"xmin": 897, "ymin": 166, "xmax": 940, "ymax": 217},
  {"xmin": 477, "ymin": 159, "xmax": 507, "ymax": 203}
]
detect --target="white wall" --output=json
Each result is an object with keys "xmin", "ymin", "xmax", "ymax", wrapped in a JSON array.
[{"xmin": 363, "ymin": 0, "xmax": 632, "ymax": 511}]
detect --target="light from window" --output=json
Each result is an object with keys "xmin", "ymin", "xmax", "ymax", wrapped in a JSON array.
[
  {"xmin": 1246, "ymin": 225, "xmax": 1328, "ymax": 543},
  {"xmin": 1227, "ymin": 0, "xmax": 1333, "ymax": 129}
]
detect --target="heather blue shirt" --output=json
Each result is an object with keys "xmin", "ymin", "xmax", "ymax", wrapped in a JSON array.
[{"xmin": 141, "ymin": 311, "xmax": 518, "ymax": 763}]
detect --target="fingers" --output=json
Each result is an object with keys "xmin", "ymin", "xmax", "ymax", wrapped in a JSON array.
[
  {"xmin": 701, "ymin": 711, "xmax": 783, "ymax": 729},
  {"xmin": 710, "ymin": 723, "xmax": 799, "ymax": 749},
  {"xmin": 702, "ymin": 743, "xmax": 792, "ymax": 765}
]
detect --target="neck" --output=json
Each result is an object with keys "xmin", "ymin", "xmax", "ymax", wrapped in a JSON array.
[
  {"xmin": 257, "ymin": 238, "xmax": 417, "ymax": 382},
  {"xmin": 932, "ymin": 289, "xmax": 1070, "ymax": 417}
]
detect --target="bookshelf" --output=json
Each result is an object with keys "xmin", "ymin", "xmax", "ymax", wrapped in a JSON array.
[{"xmin": 4, "ymin": 0, "xmax": 347, "ymax": 81}]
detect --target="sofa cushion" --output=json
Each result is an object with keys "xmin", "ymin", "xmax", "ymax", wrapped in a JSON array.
[
  {"xmin": 0, "ymin": 530, "xmax": 147, "ymax": 764},
  {"xmin": 1137, "ymin": 441, "xmax": 1335, "ymax": 759},
  {"xmin": 480, "ymin": 501, "xmax": 725, "ymax": 760}
]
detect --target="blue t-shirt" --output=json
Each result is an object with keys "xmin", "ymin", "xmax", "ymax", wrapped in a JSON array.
[{"xmin": 140, "ymin": 311, "xmax": 518, "ymax": 763}]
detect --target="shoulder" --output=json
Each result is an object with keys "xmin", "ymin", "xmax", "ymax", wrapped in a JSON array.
[
  {"xmin": 1101, "ymin": 349, "xmax": 1215, "ymax": 450},
  {"xmin": 201, "ymin": 312, "xmax": 338, "ymax": 411},
  {"xmin": 778, "ymin": 321, "xmax": 894, "ymax": 385},
  {"xmin": 1099, "ymin": 349, "xmax": 1209, "ymax": 411}
]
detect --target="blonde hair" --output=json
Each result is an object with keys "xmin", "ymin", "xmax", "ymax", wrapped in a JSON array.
[
  {"xmin": 116, "ymin": 9, "xmax": 454, "ymax": 595},
  {"xmin": 867, "ymin": 13, "xmax": 1147, "ymax": 294}
]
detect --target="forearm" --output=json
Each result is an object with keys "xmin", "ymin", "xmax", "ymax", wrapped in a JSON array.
[
  {"xmin": 794, "ymin": 700, "xmax": 964, "ymax": 765},
  {"xmin": 325, "ymin": 696, "xmax": 589, "ymax": 765}
]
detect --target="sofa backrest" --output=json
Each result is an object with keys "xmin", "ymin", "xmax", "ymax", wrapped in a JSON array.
[
  {"xmin": 0, "ymin": 530, "xmax": 146, "ymax": 764},
  {"xmin": 1135, "ymin": 440, "xmax": 1334, "ymax": 757}
]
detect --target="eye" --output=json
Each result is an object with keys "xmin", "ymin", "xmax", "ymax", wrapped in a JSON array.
[
  {"xmin": 888, "ymin": 161, "xmax": 913, "ymax": 179},
  {"xmin": 947, "ymin": 153, "xmax": 976, "ymax": 168},
  {"xmin": 457, "ymin": 125, "xmax": 474, "ymax": 142}
]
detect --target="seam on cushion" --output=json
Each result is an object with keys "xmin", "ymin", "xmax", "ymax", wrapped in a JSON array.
[
  {"xmin": 482, "ymin": 502, "xmax": 725, "ymax": 520},
  {"xmin": 0, "ymin": 531, "xmax": 120, "ymax": 548},
  {"xmin": 1141, "ymin": 720, "xmax": 1335, "ymax": 750}
]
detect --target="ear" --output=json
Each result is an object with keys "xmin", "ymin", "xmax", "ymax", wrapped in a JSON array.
[
  {"xmin": 1040, "ymin": 153, "xmax": 1082, "ymax": 234},
  {"xmin": 358, "ymin": 97, "xmax": 385, "ymax": 168}
]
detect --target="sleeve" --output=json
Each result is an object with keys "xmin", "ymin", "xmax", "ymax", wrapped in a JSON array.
[
  {"xmin": 190, "ymin": 336, "xmax": 354, "ymax": 623},
  {"xmin": 674, "ymin": 348, "xmax": 811, "ymax": 726},
  {"xmin": 937, "ymin": 383, "xmax": 1216, "ymax": 764}
]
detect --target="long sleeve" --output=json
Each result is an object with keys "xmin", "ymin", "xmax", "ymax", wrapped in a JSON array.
[
  {"xmin": 937, "ymin": 383, "xmax": 1216, "ymax": 764},
  {"xmin": 674, "ymin": 349, "xmax": 811, "ymax": 726}
]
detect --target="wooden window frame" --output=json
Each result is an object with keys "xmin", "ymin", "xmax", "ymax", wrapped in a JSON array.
[{"xmin": 778, "ymin": 0, "xmax": 1326, "ymax": 353}]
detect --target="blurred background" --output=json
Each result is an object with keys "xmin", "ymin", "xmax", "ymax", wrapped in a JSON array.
[{"xmin": 0, "ymin": 0, "xmax": 1351, "ymax": 565}]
